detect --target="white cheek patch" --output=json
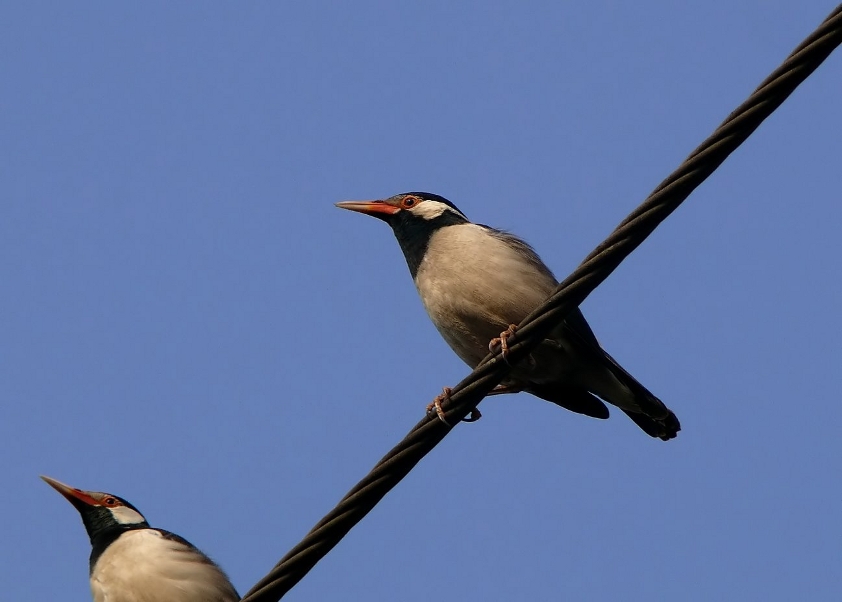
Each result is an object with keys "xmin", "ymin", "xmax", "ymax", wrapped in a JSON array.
[
  {"xmin": 412, "ymin": 201, "xmax": 458, "ymax": 221},
  {"xmin": 110, "ymin": 505, "xmax": 146, "ymax": 525}
]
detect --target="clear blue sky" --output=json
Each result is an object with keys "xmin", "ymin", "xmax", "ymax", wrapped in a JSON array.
[{"xmin": 2, "ymin": 2, "xmax": 840, "ymax": 600}]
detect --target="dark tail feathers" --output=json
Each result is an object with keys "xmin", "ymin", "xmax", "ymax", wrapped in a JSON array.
[{"xmin": 525, "ymin": 381, "xmax": 681, "ymax": 441}]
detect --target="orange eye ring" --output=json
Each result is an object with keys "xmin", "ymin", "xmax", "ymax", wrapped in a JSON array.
[{"xmin": 401, "ymin": 196, "xmax": 420, "ymax": 209}]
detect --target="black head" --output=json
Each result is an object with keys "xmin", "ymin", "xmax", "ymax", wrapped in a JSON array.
[
  {"xmin": 41, "ymin": 476, "xmax": 149, "ymax": 547},
  {"xmin": 336, "ymin": 192, "xmax": 470, "ymax": 277}
]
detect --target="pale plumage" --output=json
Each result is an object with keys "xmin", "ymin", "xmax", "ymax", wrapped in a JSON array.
[
  {"xmin": 415, "ymin": 223, "xmax": 557, "ymax": 367},
  {"xmin": 90, "ymin": 529, "xmax": 238, "ymax": 602},
  {"xmin": 336, "ymin": 192, "xmax": 680, "ymax": 440},
  {"xmin": 42, "ymin": 476, "xmax": 238, "ymax": 602}
]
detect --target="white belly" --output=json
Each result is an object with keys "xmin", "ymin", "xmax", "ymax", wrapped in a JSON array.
[
  {"xmin": 414, "ymin": 224, "xmax": 558, "ymax": 367},
  {"xmin": 90, "ymin": 530, "xmax": 238, "ymax": 602}
]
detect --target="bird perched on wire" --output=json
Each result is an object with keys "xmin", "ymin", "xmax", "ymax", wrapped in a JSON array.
[
  {"xmin": 41, "ymin": 476, "xmax": 239, "ymax": 602},
  {"xmin": 336, "ymin": 192, "xmax": 680, "ymax": 440}
]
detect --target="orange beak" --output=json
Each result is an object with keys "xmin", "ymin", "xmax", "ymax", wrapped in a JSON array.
[
  {"xmin": 41, "ymin": 475, "xmax": 100, "ymax": 508},
  {"xmin": 335, "ymin": 200, "xmax": 400, "ymax": 217}
]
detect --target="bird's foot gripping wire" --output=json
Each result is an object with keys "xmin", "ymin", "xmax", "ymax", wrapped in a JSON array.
[
  {"xmin": 426, "ymin": 387, "xmax": 482, "ymax": 425},
  {"xmin": 489, "ymin": 324, "xmax": 518, "ymax": 362}
]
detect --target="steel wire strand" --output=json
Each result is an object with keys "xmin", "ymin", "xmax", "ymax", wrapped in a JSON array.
[{"xmin": 240, "ymin": 6, "xmax": 842, "ymax": 601}]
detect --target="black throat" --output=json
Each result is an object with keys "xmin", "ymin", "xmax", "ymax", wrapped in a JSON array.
[
  {"xmin": 388, "ymin": 209, "xmax": 466, "ymax": 279},
  {"xmin": 88, "ymin": 524, "xmax": 148, "ymax": 574},
  {"xmin": 76, "ymin": 501, "xmax": 150, "ymax": 574}
]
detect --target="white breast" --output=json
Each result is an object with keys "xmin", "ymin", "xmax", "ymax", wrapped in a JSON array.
[
  {"xmin": 414, "ymin": 224, "xmax": 557, "ymax": 367},
  {"xmin": 90, "ymin": 530, "xmax": 238, "ymax": 602}
]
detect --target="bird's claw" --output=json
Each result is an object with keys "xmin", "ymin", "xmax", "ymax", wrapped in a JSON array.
[
  {"xmin": 489, "ymin": 324, "xmax": 519, "ymax": 361},
  {"xmin": 426, "ymin": 387, "xmax": 453, "ymax": 426},
  {"xmin": 425, "ymin": 387, "xmax": 482, "ymax": 425}
]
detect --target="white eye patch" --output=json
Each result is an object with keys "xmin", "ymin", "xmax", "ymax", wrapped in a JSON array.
[
  {"xmin": 110, "ymin": 505, "xmax": 146, "ymax": 525},
  {"xmin": 411, "ymin": 201, "xmax": 465, "ymax": 221}
]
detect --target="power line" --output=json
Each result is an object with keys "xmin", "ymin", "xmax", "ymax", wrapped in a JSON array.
[{"xmin": 241, "ymin": 6, "xmax": 842, "ymax": 600}]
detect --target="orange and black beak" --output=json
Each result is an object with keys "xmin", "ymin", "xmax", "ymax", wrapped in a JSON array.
[
  {"xmin": 41, "ymin": 475, "xmax": 100, "ymax": 510},
  {"xmin": 335, "ymin": 200, "xmax": 400, "ymax": 220}
]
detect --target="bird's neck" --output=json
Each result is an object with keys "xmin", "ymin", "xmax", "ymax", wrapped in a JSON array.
[
  {"xmin": 394, "ymin": 227, "xmax": 432, "ymax": 280},
  {"xmin": 393, "ymin": 216, "xmax": 466, "ymax": 279},
  {"xmin": 88, "ymin": 524, "xmax": 146, "ymax": 575}
]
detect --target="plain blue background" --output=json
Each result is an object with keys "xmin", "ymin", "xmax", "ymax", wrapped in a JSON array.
[{"xmin": 2, "ymin": 2, "xmax": 840, "ymax": 600}]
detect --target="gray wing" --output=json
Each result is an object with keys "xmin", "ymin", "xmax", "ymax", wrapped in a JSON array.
[{"xmin": 481, "ymin": 225, "xmax": 558, "ymax": 284}]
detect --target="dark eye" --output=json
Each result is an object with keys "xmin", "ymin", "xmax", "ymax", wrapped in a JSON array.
[
  {"xmin": 402, "ymin": 196, "xmax": 418, "ymax": 208},
  {"xmin": 104, "ymin": 497, "xmax": 118, "ymax": 506}
]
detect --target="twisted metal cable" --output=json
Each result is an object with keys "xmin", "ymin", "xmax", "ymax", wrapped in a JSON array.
[{"xmin": 241, "ymin": 6, "xmax": 842, "ymax": 601}]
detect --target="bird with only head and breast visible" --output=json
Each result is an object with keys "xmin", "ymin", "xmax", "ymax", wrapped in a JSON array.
[
  {"xmin": 336, "ymin": 192, "xmax": 680, "ymax": 440},
  {"xmin": 41, "ymin": 476, "xmax": 239, "ymax": 602}
]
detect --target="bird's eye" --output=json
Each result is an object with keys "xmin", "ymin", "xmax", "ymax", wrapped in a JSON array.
[
  {"xmin": 401, "ymin": 196, "xmax": 419, "ymax": 209},
  {"xmin": 103, "ymin": 497, "xmax": 118, "ymax": 506}
]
